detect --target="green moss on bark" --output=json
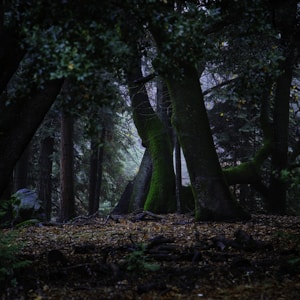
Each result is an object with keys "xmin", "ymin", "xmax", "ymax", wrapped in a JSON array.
[
  {"xmin": 127, "ymin": 55, "xmax": 176, "ymax": 214},
  {"xmin": 143, "ymin": 118, "xmax": 176, "ymax": 213}
]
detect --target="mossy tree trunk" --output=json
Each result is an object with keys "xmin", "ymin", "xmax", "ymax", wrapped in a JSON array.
[
  {"xmin": 165, "ymin": 64, "xmax": 249, "ymax": 220},
  {"xmin": 223, "ymin": 79, "xmax": 274, "ymax": 194},
  {"xmin": 126, "ymin": 57, "xmax": 176, "ymax": 213}
]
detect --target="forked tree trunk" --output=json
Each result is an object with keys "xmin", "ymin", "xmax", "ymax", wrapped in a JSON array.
[
  {"xmin": 126, "ymin": 56, "xmax": 176, "ymax": 213},
  {"xmin": 165, "ymin": 64, "xmax": 249, "ymax": 220}
]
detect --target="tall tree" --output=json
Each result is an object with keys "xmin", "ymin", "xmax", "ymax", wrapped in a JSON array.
[
  {"xmin": 38, "ymin": 136, "xmax": 55, "ymax": 221},
  {"xmin": 267, "ymin": 0, "xmax": 299, "ymax": 214},
  {"xmin": 60, "ymin": 110, "xmax": 75, "ymax": 221},
  {"xmin": 166, "ymin": 63, "xmax": 247, "ymax": 220},
  {"xmin": 146, "ymin": 2, "xmax": 249, "ymax": 220},
  {"xmin": 13, "ymin": 143, "xmax": 31, "ymax": 191},
  {"xmin": 88, "ymin": 124, "xmax": 106, "ymax": 215},
  {"xmin": 126, "ymin": 52, "xmax": 176, "ymax": 213}
]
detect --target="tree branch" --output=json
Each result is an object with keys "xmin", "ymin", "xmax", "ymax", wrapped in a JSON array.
[
  {"xmin": 202, "ymin": 77, "xmax": 237, "ymax": 96},
  {"xmin": 133, "ymin": 72, "xmax": 157, "ymax": 85}
]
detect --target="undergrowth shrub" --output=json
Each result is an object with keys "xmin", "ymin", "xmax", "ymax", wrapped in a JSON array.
[{"xmin": 0, "ymin": 230, "xmax": 31, "ymax": 288}]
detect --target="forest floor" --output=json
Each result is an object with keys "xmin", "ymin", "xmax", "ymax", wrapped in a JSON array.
[{"xmin": 1, "ymin": 213, "xmax": 300, "ymax": 299}]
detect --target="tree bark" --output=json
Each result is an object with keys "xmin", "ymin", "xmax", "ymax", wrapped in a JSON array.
[
  {"xmin": 174, "ymin": 134, "xmax": 182, "ymax": 213},
  {"xmin": 268, "ymin": 59, "xmax": 293, "ymax": 214},
  {"xmin": 129, "ymin": 149, "xmax": 152, "ymax": 211},
  {"xmin": 13, "ymin": 143, "xmax": 31, "ymax": 191},
  {"xmin": 38, "ymin": 136, "xmax": 54, "ymax": 221},
  {"xmin": 0, "ymin": 79, "xmax": 64, "ymax": 200},
  {"xmin": 112, "ymin": 149, "xmax": 153, "ymax": 214},
  {"xmin": 266, "ymin": 0, "xmax": 298, "ymax": 214},
  {"xmin": 111, "ymin": 180, "xmax": 134, "ymax": 214},
  {"xmin": 126, "ymin": 56, "xmax": 176, "ymax": 213},
  {"xmin": 60, "ymin": 111, "xmax": 75, "ymax": 221},
  {"xmin": 0, "ymin": 30, "xmax": 25, "ymax": 94},
  {"xmin": 88, "ymin": 125, "xmax": 105, "ymax": 215},
  {"xmin": 165, "ymin": 64, "xmax": 249, "ymax": 220}
]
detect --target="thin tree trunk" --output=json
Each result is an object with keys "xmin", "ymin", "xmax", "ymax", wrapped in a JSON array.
[
  {"xmin": 88, "ymin": 125, "xmax": 105, "ymax": 215},
  {"xmin": 38, "ymin": 136, "xmax": 54, "ymax": 221},
  {"xmin": 60, "ymin": 111, "xmax": 75, "ymax": 221},
  {"xmin": 174, "ymin": 134, "xmax": 182, "ymax": 213}
]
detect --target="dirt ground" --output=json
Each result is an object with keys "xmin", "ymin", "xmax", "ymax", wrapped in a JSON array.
[{"xmin": 2, "ymin": 213, "xmax": 300, "ymax": 299}]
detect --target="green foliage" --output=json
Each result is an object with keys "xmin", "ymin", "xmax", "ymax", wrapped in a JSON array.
[
  {"xmin": 0, "ymin": 230, "xmax": 31, "ymax": 286},
  {"xmin": 286, "ymin": 168, "xmax": 300, "ymax": 214},
  {"xmin": 0, "ymin": 190, "xmax": 43, "ymax": 228},
  {"xmin": 5, "ymin": 0, "xmax": 130, "ymax": 83},
  {"xmin": 125, "ymin": 243, "xmax": 160, "ymax": 272},
  {"xmin": 0, "ymin": 195, "xmax": 20, "ymax": 228},
  {"xmin": 274, "ymin": 230, "xmax": 300, "ymax": 271}
]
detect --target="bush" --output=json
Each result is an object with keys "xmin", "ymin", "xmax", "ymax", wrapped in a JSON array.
[{"xmin": 0, "ymin": 230, "xmax": 31, "ymax": 288}]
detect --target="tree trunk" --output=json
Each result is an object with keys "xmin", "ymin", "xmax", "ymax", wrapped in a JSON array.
[
  {"xmin": 60, "ymin": 111, "xmax": 75, "ymax": 221},
  {"xmin": 88, "ymin": 125, "xmax": 105, "ymax": 215},
  {"xmin": 38, "ymin": 136, "xmax": 54, "ymax": 221},
  {"xmin": 129, "ymin": 149, "xmax": 152, "ymax": 211},
  {"xmin": 268, "ymin": 59, "xmax": 293, "ymax": 214},
  {"xmin": 174, "ymin": 134, "xmax": 182, "ymax": 213},
  {"xmin": 0, "ymin": 30, "xmax": 25, "ymax": 94},
  {"xmin": 111, "ymin": 181, "xmax": 134, "ymax": 214},
  {"xmin": 165, "ymin": 64, "xmax": 249, "ymax": 220},
  {"xmin": 266, "ymin": 0, "xmax": 298, "ymax": 214},
  {"xmin": 13, "ymin": 143, "xmax": 31, "ymax": 191},
  {"xmin": 113, "ymin": 149, "xmax": 153, "ymax": 214},
  {"xmin": 126, "ymin": 56, "xmax": 176, "ymax": 213},
  {"xmin": 0, "ymin": 79, "xmax": 64, "ymax": 200}
]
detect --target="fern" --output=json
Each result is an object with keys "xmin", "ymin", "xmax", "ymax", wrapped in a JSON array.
[{"xmin": 0, "ymin": 230, "xmax": 31, "ymax": 286}]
